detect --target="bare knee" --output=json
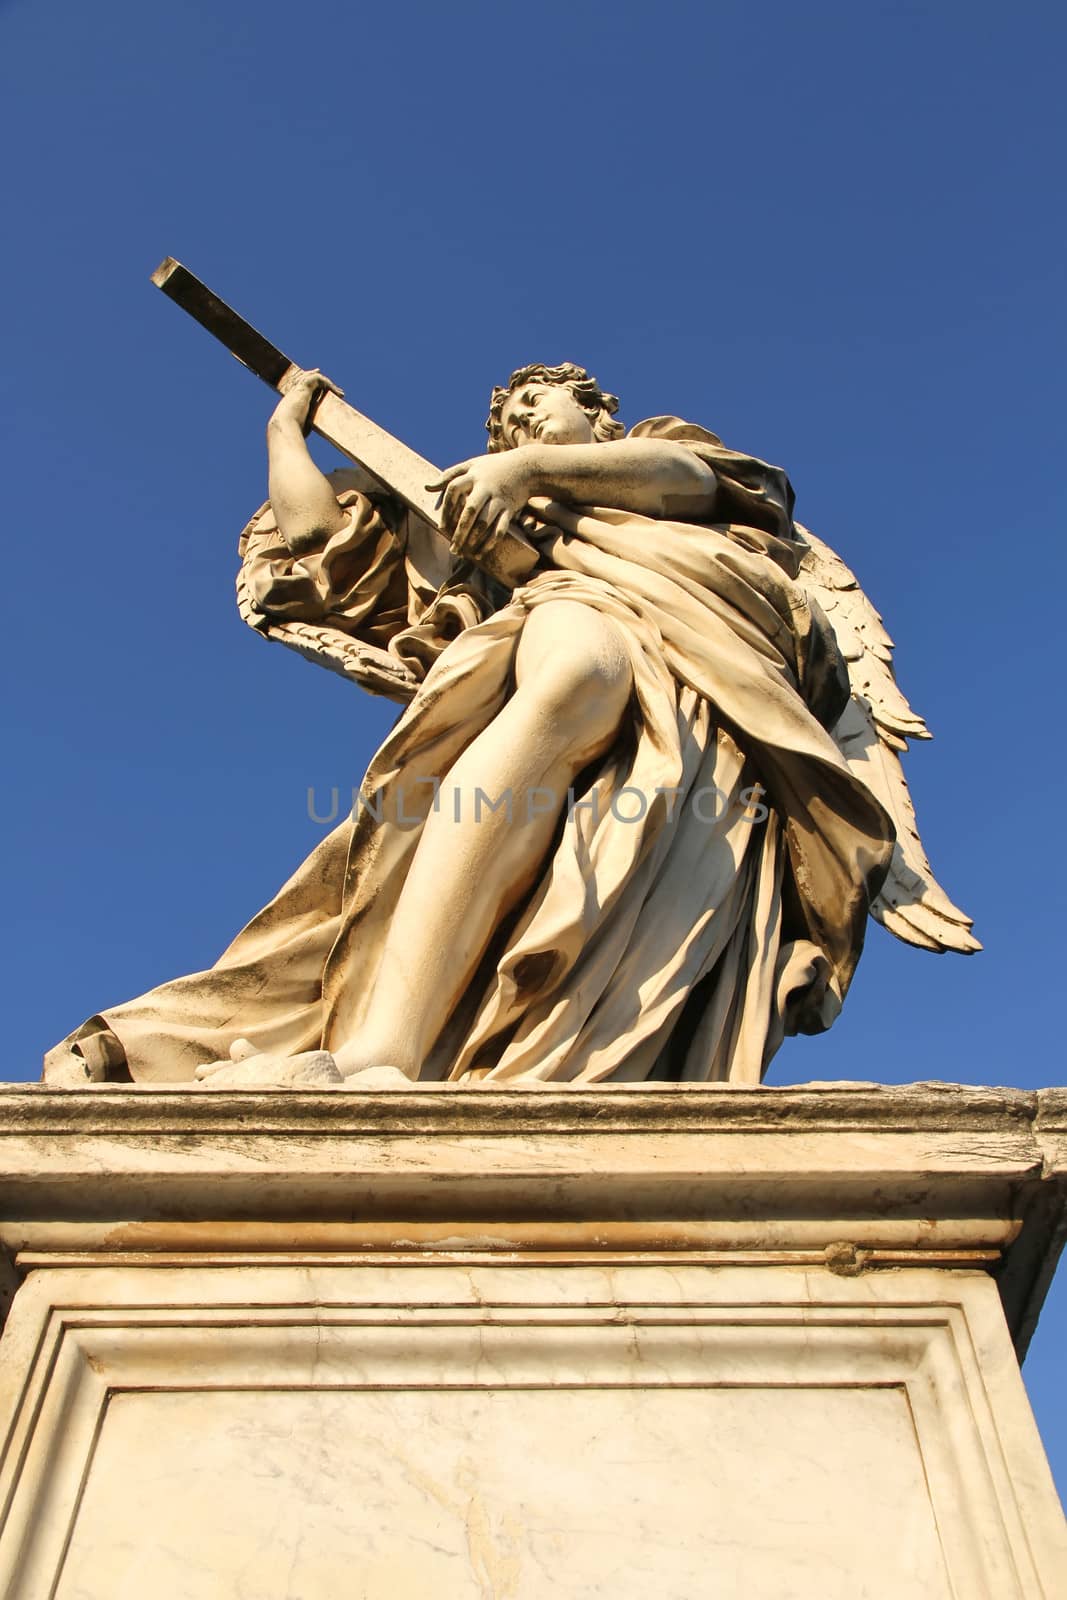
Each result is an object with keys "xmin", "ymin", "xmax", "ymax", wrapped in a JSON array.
[{"xmin": 514, "ymin": 601, "xmax": 632, "ymax": 754}]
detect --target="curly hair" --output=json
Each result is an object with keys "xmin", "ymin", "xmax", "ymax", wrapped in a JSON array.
[{"xmin": 486, "ymin": 362, "xmax": 625, "ymax": 453}]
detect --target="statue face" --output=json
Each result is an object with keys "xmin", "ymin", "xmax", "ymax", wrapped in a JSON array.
[{"xmin": 498, "ymin": 382, "xmax": 597, "ymax": 449}]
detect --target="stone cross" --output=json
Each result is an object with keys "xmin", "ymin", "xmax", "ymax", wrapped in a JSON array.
[{"xmin": 150, "ymin": 257, "xmax": 537, "ymax": 590}]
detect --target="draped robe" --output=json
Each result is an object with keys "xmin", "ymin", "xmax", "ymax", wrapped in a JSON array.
[{"xmin": 45, "ymin": 420, "xmax": 895, "ymax": 1086}]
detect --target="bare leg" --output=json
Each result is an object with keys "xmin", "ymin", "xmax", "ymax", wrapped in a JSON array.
[{"xmin": 330, "ymin": 601, "xmax": 633, "ymax": 1079}]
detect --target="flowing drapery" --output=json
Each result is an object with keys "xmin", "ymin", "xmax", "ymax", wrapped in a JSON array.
[{"xmin": 46, "ymin": 421, "xmax": 894, "ymax": 1086}]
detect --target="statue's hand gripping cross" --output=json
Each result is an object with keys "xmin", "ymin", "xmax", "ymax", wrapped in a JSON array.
[{"xmin": 151, "ymin": 258, "xmax": 538, "ymax": 592}]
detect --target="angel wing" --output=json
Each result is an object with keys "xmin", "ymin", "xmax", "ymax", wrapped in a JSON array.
[
  {"xmin": 235, "ymin": 475, "xmax": 421, "ymax": 705},
  {"xmin": 796, "ymin": 524, "xmax": 980, "ymax": 954},
  {"xmin": 235, "ymin": 571, "xmax": 419, "ymax": 703}
]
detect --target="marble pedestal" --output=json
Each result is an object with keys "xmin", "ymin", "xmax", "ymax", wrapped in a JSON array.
[{"xmin": 0, "ymin": 1081, "xmax": 1064, "ymax": 1598}]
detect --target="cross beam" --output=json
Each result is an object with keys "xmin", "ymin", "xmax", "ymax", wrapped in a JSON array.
[{"xmin": 150, "ymin": 258, "xmax": 537, "ymax": 589}]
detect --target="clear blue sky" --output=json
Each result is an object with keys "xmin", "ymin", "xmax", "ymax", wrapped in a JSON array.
[{"xmin": 2, "ymin": 0, "xmax": 1065, "ymax": 1499}]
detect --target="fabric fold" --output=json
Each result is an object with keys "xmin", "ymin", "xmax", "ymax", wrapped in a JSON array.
[{"xmin": 46, "ymin": 419, "xmax": 895, "ymax": 1088}]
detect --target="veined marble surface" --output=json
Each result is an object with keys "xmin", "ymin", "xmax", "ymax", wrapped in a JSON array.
[
  {"xmin": 0, "ymin": 1084, "xmax": 1063, "ymax": 1597},
  {"xmin": 59, "ymin": 1385, "xmax": 948, "ymax": 1599}
]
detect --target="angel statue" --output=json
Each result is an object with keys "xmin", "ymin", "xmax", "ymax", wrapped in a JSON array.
[{"xmin": 46, "ymin": 359, "xmax": 979, "ymax": 1090}]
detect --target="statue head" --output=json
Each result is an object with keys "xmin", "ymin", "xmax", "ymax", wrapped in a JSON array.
[{"xmin": 486, "ymin": 362, "xmax": 625, "ymax": 453}]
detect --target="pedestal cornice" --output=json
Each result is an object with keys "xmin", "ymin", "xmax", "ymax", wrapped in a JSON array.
[{"xmin": 0, "ymin": 1081, "xmax": 1064, "ymax": 1357}]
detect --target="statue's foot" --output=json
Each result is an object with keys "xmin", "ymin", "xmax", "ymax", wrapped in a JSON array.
[
  {"xmin": 340, "ymin": 1065, "xmax": 417, "ymax": 1091},
  {"xmin": 195, "ymin": 1039, "xmax": 342, "ymax": 1089},
  {"xmin": 332, "ymin": 1034, "xmax": 419, "ymax": 1089}
]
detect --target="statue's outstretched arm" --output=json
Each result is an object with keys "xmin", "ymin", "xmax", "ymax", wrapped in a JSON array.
[{"xmin": 266, "ymin": 370, "xmax": 349, "ymax": 554}]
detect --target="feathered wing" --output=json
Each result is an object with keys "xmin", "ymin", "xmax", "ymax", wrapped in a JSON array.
[
  {"xmin": 235, "ymin": 559, "xmax": 419, "ymax": 703},
  {"xmin": 235, "ymin": 474, "xmax": 420, "ymax": 705},
  {"xmin": 796, "ymin": 524, "xmax": 980, "ymax": 954}
]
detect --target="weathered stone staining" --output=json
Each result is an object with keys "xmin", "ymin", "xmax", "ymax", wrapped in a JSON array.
[
  {"xmin": 45, "ymin": 361, "xmax": 978, "ymax": 1091},
  {"xmin": 21, "ymin": 336, "xmax": 1062, "ymax": 1597},
  {"xmin": 0, "ymin": 1082, "xmax": 1064, "ymax": 1597}
]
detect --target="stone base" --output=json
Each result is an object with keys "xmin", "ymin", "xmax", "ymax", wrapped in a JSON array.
[{"xmin": 0, "ymin": 1082, "xmax": 1064, "ymax": 1598}]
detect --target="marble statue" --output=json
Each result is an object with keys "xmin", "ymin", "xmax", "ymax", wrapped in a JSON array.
[{"xmin": 45, "ymin": 361, "xmax": 978, "ymax": 1090}]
